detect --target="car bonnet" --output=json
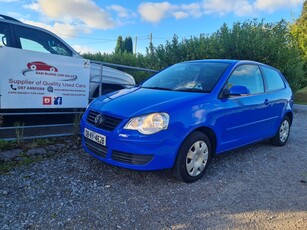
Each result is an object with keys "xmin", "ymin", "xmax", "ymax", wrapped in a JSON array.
[{"xmin": 89, "ymin": 87, "xmax": 207, "ymax": 118}]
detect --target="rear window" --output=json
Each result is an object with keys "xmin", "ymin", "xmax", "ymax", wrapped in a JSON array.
[{"xmin": 261, "ymin": 66, "xmax": 285, "ymax": 92}]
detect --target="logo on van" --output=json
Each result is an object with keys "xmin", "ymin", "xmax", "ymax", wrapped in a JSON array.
[
  {"xmin": 27, "ymin": 62, "xmax": 58, "ymax": 72},
  {"xmin": 22, "ymin": 61, "xmax": 77, "ymax": 81}
]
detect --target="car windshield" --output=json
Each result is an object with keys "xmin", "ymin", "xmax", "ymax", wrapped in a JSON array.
[{"xmin": 142, "ymin": 62, "xmax": 230, "ymax": 93}]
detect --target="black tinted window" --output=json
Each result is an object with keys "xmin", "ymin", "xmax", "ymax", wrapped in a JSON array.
[
  {"xmin": 14, "ymin": 25, "xmax": 72, "ymax": 56},
  {"xmin": 261, "ymin": 66, "xmax": 285, "ymax": 91},
  {"xmin": 227, "ymin": 65, "xmax": 264, "ymax": 94}
]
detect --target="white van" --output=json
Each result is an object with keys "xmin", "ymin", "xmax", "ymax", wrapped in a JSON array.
[{"xmin": 0, "ymin": 15, "xmax": 135, "ymax": 109}]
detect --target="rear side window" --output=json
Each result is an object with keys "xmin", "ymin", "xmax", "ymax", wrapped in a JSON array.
[
  {"xmin": 227, "ymin": 64, "xmax": 264, "ymax": 94},
  {"xmin": 0, "ymin": 22, "xmax": 11, "ymax": 46},
  {"xmin": 14, "ymin": 25, "xmax": 72, "ymax": 57},
  {"xmin": 261, "ymin": 66, "xmax": 285, "ymax": 92}
]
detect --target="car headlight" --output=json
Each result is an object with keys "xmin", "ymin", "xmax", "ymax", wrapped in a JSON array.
[{"xmin": 124, "ymin": 112, "xmax": 170, "ymax": 135}]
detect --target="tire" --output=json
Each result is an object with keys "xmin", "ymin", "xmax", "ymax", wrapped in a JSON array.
[
  {"xmin": 270, "ymin": 116, "xmax": 291, "ymax": 146},
  {"xmin": 173, "ymin": 131, "xmax": 211, "ymax": 183},
  {"xmin": 30, "ymin": 64, "xmax": 36, "ymax": 70}
]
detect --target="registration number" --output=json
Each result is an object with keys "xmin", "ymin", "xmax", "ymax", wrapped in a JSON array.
[{"xmin": 84, "ymin": 128, "xmax": 106, "ymax": 146}]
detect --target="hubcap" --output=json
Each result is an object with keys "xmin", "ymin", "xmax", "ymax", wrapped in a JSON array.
[
  {"xmin": 279, "ymin": 120, "xmax": 290, "ymax": 143},
  {"xmin": 186, "ymin": 140, "xmax": 209, "ymax": 177}
]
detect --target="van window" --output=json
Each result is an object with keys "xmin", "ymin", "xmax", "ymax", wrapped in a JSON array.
[
  {"xmin": 260, "ymin": 66, "xmax": 285, "ymax": 91},
  {"xmin": 0, "ymin": 22, "xmax": 10, "ymax": 46},
  {"xmin": 227, "ymin": 65, "xmax": 264, "ymax": 94},
  {"xmin": 14, "ymin": 25, "xmax": 72, "ymax": 56}
]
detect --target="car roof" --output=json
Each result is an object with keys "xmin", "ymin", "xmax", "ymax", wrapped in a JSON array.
[{"xmin": 183, "ymin": 59, "xmax": 272, "ymax": 67}]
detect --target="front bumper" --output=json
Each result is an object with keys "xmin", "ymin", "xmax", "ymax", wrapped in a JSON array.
[{"xmin": 81, "ymin": 122, "xmax": 179, "ymax": 171}]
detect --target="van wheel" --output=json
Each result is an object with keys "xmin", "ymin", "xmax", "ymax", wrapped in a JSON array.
[
  {"xmin": 173, "ymin": 131, "xmax": 211, "ymax": 183},
  {"xmin": 270, "ymin": 116, "xmax": 291, "ymax": 146}
]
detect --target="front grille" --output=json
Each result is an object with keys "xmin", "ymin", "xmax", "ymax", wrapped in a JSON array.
[
  {"xmin": 112, "ymin": 150, "xmax": 153, "ymax": 165},
  {"xmin": 87, "ymin": 110, "xmax": 122, "ymax": 131},
  {"xmin": 84, "ymin": 138, "xmax": 108, "ymax": 158}
]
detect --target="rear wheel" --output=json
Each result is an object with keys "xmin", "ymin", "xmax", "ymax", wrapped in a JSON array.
[
  {"xmin": 270, "ymin": 116, "xmax": 291, "ymax": 146},
  {"xmin": 173, "ymin": 131, "xmax": 211, "ymax": 183},
  {"xmin": 30, "ymin": 64, "xmax": 36, "ymax": 70}
]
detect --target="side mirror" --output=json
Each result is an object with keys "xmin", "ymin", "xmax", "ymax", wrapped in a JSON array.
[{"xmin": 224, "ymin": 85, "xmax": 250, "ymax": 97}]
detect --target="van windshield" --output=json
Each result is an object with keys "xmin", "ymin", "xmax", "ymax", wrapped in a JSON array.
[{"xmin": 142, "ymin": 62, "xmax": 230, "ymax": 93}]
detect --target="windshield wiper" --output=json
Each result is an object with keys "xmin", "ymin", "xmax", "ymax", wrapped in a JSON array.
[
  {"xmin": 142, "ymin": 86, "xmax": 172, "ymax": 91},
  {"xmin": 175, "ymin": 88, "xmax": 206, "ymax": 93}
]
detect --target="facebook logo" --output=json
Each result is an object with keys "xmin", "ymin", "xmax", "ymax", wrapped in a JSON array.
[{"xmin": 54, "ymin": 97, "xmax": 62, "ymax": 105}]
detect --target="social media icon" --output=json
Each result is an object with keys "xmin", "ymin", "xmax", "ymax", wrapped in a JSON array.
[
  {"xmin": 43, "ymin": 96, "xmax": 52, "ymax": 105},
  {"xmin": 54, "ymin": 97, "xmax": 62, "ymax": 105}
]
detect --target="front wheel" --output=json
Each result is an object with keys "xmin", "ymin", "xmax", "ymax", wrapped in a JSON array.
[
  {"xmin": 173, "ymin": 131, "xmax": 211, "ymax": 183},
  {"xmin": 270, "ymin": 116, "xmax": 291, "ymax": 146}
]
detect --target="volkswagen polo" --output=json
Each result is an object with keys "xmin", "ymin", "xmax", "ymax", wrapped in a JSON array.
[{"xmin": 80, "ymin": 60, "xmax": 293, "ymax": 183}]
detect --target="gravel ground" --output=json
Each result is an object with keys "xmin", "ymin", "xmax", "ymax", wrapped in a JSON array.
[{"xmin": 1, "ymin": 111, "xmax": 307, "ymax": 229}]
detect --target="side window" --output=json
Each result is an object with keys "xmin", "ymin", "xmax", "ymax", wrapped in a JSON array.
[
  {"xmin": 0, "ymin": 22, "xmax": 11, "ymax": 47},
  {"xmin": 14, "ymin": 25, "xmax": 72, "ymax": 56},
  {"xmin": 227, "ymin": 65, "xmax": 264, "ymax": 94},
  {"xmin": 260, "ymin": 66, "xmax": 285, "ymax": 91}
]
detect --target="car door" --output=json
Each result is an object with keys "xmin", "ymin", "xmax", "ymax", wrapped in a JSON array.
[
  {"xmin": 217, "ymin": 64, "xmax": 273, "ymax": 152},
  {"xmin": 0, "ymin": 24, "xmax": 90, "ymax": 109}
]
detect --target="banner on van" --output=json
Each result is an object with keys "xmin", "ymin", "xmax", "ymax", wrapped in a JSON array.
[{"xmin": 0, "ymin": 47, "xmax": 90, "ymax": 109}]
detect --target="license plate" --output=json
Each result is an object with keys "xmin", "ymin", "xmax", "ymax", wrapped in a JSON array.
[{"xmin": 84, "ymin": 128, "xmax": 106, "ymax": 146}]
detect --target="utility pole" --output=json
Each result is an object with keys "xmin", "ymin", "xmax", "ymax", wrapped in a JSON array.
[{"xmin": 134, "ymin": 36, "xmax": 137, "ymax": 54}]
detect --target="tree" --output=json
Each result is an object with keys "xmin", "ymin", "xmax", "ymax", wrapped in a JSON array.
[
  {"xmin": 290, "ymin": 1, "xmax": 307, "ymax": 62},
  {"xmin": 115, "ymin": 36, "xmax": 123, "ymax": 53},
  {"xmin": 123, "ymin": 37, "xmax": 133, "ymax": 53}
]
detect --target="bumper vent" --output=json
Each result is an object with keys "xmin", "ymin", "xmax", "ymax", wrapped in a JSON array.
[
  {"xmin": 84, "ymin": 138, "xmax": 108, "ymax": 158},
  {"xmin": 112, "ymin": 150, "xmax": 153, "ymax": 165},
  {"xmin": 87, "ymin": 110, "xmax": 122, "ymax": 131}
]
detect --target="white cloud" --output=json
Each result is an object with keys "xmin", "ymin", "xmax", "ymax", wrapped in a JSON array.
[
  {"xmin": 72, "ymin": 44, "xmax": 96, "ymax": 54},
  {"xmin": 138, "ymin": 0, "xmax": 304, "ymax": 24},
  {"xmin": 203, "ymin": 0, "xmax": 254, "ymax": 16},
  {"xmin": 138, "ymin": 2, "xmax": 173, "ymax": 23},
  {"xmin": 23, "ymin": 2, "xmax": 39, "ymax": 11},
  {"xmin": 173, "ymin": 11, "xmax": 189, "ymax": 19},
  {"xmin": 107, "ymin": 5, "xmax": 135, "ymax": 18},
  {"xmin": 23, "ymin": 0, "xmax": 116, "ymax": 30},
  {"xmin": 22, "ymin": 19, "xmax": 90, "ymax": 38},
  {"xmin": 254, "ymin": 0, "xmax": 304, "ymax": 12},
  {"xmin": 181, "ymin": 3, "xmax": 203, "ymax": 18},
  {"xmin": 203, "ymin": 0, "xmax": 233, "ymax": 15}
]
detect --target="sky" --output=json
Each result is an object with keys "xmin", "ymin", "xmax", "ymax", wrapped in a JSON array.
[{"xmin": 0, "ymin": 0, "xmax": 305, "ymax": 55}]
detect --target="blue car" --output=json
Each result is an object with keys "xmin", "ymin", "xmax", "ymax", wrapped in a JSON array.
[{"xmin": 80, "ymin": 60, "xmax": 293, "ymax": 183}]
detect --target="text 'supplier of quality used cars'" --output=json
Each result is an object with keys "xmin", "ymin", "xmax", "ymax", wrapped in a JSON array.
[{"xmin": 80, "ymin": 59, "xmax": 293, "ymax": 183}]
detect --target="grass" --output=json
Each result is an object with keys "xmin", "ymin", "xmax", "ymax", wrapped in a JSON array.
[
  {"xmin": 0, "ymin": 137, "xmax": 70, "ymax": 151},
  {"xmin": 294, "ymin": 86, "xmax": 307, "ymax": 105},
  {"xmin": 0, "ymin": 137, "xmax": 75, "ymax": 174},
  {"xmin": 0, "ymin": 155, "xmax": 44, "ymax": 174}
]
